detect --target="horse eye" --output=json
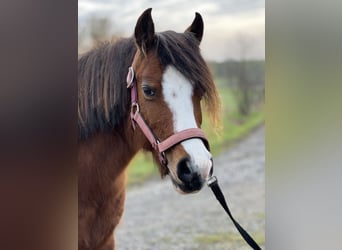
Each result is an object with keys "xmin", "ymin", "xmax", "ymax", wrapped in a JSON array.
[{"xmin": 142, "ymin": 86, "xmax": 156, "ymax": 98}]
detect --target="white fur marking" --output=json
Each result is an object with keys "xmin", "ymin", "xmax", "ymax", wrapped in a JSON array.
[{"xmin": 162, "ymin": 66, "xmax": 212, "ymax": 179}]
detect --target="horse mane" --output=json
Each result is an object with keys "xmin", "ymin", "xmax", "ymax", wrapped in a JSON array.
[
  {"xmin": 78, "ymin": 38, "xmax": 136, "ymax": 140},
  {"xmin": 78, "ymin": 31, "xmax": 221, "ymax": 140}
]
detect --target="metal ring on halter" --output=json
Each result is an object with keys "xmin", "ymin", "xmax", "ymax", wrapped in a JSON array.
[
  {"xmin": 131, "ymin": 102, "xmax": 140, "ymax": 115},
  {"xmin": 154, "ymin": 139, "xmax": 161, "ymax": 150}
]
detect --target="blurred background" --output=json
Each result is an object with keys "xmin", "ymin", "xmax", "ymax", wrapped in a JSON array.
[
  {"xmin": 1, "ymin": 0, "xmax": 341, "ymax": 249},
  {"xmin": 78, "ymin": 0, "xmax": 265, "ymax": 186}
]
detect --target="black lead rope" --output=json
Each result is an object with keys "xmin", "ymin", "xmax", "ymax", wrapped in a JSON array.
[{"xmin": 207, "ymin": 176, "xmax": 262, "ymax": 250}]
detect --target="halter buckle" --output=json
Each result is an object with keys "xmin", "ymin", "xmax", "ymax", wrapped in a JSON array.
[
  {"xmin": 126, "ymin": 66, "xmax": 135, "ymax": 88},
  {"xmin": 159, "ymin": 152, "xmax": 167, "ymax": 166}
]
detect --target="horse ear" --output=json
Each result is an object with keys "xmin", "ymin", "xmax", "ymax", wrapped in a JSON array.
[
  {"xmin": 134, "ymin": 8, "xmax": 155, "ymax": 55},
  {"xmin": 185, "ymin": 12, "xmax": 204, "ymax": 43}
]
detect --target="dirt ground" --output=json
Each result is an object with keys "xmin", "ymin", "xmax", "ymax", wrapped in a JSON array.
[{"xmin": 116, "ymin": 126, "xmax": 265, "ymax": 250}]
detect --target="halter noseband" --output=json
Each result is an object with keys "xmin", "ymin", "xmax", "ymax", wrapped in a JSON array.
[{"xmin": 126, "ymin": 66, "xmax": 209, "ymax": 168}]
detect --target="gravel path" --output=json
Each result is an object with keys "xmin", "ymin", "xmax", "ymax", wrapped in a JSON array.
[{"xmin": 116, "ymin": 126, "xmax": 265, "ymax": 250}]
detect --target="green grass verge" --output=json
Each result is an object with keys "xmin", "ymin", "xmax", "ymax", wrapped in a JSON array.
[
  {"xmin": 126, "ymin": 83, "xmax": 264, "ymax": 187},
  {"xmin": 126, "ymin": 153, "xmax": 156, "ymax": 187},
  {"xmin": 202, "ymin": 86, "xmax": 264, "ymax": 155}
]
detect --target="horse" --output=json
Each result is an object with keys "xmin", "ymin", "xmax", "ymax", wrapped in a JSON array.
[{"xmin": 78, "ymin": 8, "xmax": 221, "ymax": 250}]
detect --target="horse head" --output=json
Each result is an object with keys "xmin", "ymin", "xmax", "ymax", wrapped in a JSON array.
[{"xmin": 130, "ymin": 8, "xmax": 220, "ymax": 194}]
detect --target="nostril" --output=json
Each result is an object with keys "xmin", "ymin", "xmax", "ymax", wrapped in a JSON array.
[
  {"xmin": 177, "ymin": 157, "xmax": 193, "ymax": 182},
  {"xmin": 179, "ymin": 159, "xmax": 191, "ymax": 174}
]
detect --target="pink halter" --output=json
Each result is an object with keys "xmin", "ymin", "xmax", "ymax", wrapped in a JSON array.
[{"xmin": 126, "ymin": 66, "xmax": 209, "ymax": 167}]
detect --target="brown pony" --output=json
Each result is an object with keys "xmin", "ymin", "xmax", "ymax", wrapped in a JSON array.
[{"xmin": 78, "ymin": 8, "xmax": 220, "ymax": 250}]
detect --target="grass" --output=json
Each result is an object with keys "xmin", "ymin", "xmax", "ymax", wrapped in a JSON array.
[
  {"xmin": 126, "ymin": 153, "xmax": 156, "ymax": 186},
  {"xmin": 126, "ymin": 80, "xmax": 264, "ymax": 186},
  {"xmin": 202, "ymin": 86, "xmax": 264, "ymax": 156}
]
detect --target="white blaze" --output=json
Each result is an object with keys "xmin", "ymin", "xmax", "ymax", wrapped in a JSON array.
[{"xmin": 162, "ymin": 66, "xmax": 212, "ymax": 179}]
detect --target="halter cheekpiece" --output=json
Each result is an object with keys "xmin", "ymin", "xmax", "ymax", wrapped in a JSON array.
[{"xmin": 126, "ymin": 66, "xmax": 209, "ymax": 167}]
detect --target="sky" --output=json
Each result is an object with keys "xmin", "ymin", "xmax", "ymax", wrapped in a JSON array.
[{"xmin": 78, "ymin": 0, "xmax": 264, "ymax": 62}]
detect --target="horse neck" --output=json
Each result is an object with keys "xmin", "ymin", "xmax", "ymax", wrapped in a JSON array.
[
  {"xmin": 99, "ymin": 120, "xmax": 145, "ymax": 175},
  {"xmin": 79, "ymin": 116, "xmax": 145, "ymax": 180},
  {"xmin": 110, "ymin": 119, "xmax": 145, "ymax": 171}
]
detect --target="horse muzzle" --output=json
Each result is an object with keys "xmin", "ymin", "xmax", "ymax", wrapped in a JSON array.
[{"xmin": 171, "ymin": 156, "xmax": 213, "ymax": 194}]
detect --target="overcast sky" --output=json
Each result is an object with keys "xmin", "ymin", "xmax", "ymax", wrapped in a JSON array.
[{"xmin": 78, "ymin": 0, "xmax": 264, "ymax": 62}]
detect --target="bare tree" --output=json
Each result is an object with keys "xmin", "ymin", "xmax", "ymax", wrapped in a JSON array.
[{"xmin": 235, "ymin": 33, "xmax": 254, "ymax": 116}]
